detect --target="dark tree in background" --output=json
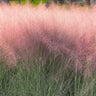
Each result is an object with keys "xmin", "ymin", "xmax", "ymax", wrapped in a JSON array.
[
  {"xmin": 51, "ymin": 0, "xmax": 95, "ymax": 5},
  {"xmin": 0, "ymin": 0, "xmax": 95, "ymax": 6}
]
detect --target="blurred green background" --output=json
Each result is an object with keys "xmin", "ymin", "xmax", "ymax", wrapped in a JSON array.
[{"xmin": 11, "ymin": 0, "xmax": 49, "ymax": 5}]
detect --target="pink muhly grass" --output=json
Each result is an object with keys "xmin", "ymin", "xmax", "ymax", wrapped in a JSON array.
[{"xmin": 0, "ymin": 4, "xmax": 96, "ymax": 71}]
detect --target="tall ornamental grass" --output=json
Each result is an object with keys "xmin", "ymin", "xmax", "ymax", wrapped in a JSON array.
[
  {"xmin": 0, "ymin": 4, "xmax": 96, "ymax": 96},
  {"xmin": 0, "ymin": 4, "xmax": 96, "ymax": 74}
]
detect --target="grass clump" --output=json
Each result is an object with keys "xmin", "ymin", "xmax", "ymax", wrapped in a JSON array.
[
  {"xmin": 0, "ymin": 54, "xmax": 96, "ymax": 96},
  {"xmin": 0, "ymin": 4, "xmax": 96, "ymax": 96}
]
